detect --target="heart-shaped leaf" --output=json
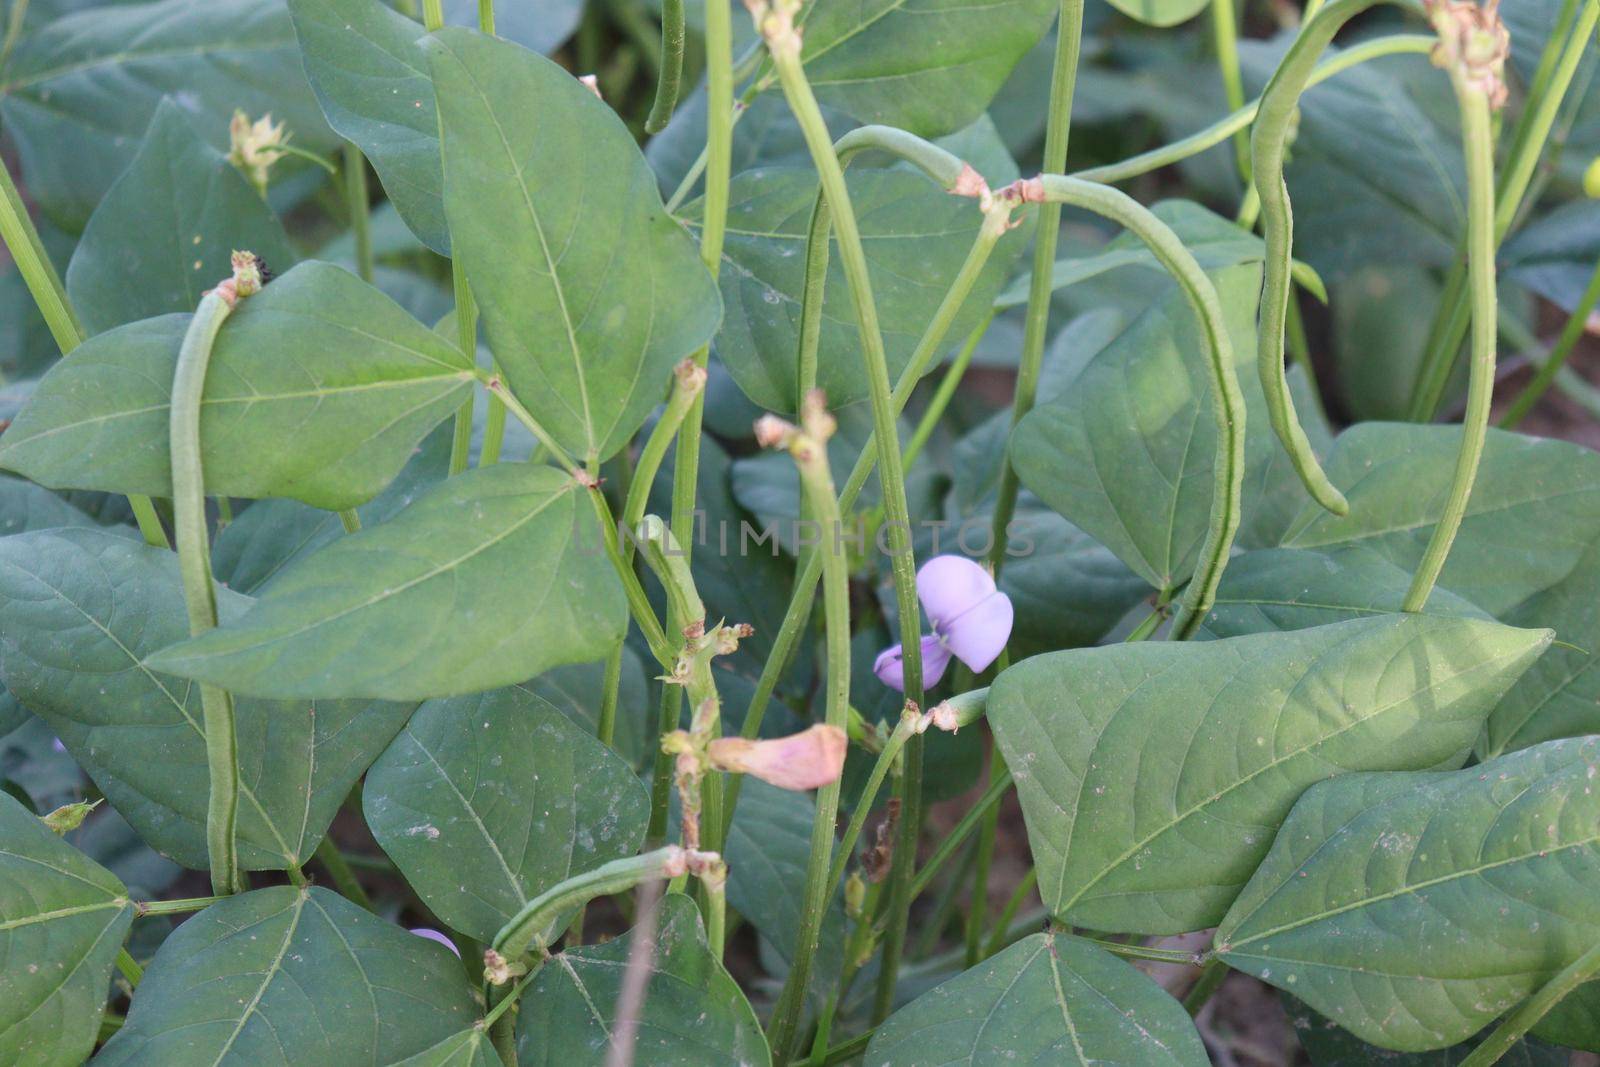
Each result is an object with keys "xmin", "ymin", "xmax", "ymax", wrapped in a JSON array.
[
  {"xmin": 0, "ymin": 262, "xmax": 473, "ymax": 512},
  {"xmin": 866, "ymin": 932, "xmax": 1208, "ymax": 1064},
  {"xmin": 0, "ymin": 527, "xmax": 412, "ymax": 870},
  {"xmin": 0, "ymin": 0, "xmax": 334, "ymax": 230},
  {"xmin": 1217, "ymin": 737, "xmax": 1600, "ymax": 1052},
  {"xmin": 0, "ymin": 791, "xmax": 133, "ymax": 1067},
  {"xmin": 65, "ymin": 98, "xmax": 295, "ymax": 335},
  {"xmin": 364, "ymin": 686, "xmax": 648, "ymax": 943},
  {"xmin": 990, "ymin": 614, "xmax": 1551, "ymax": 934},
  {"xmin": 148, "ymin": 463, "xmax": 625, "ymax": 700},
  {"xmin": 514, "ymin": 893, "xmax": 770, "ymax": 1067},
  {"xmin": 288, "ymin": 0, "xmax": 448, "ymax": 253},
  {"xmin": 96, "ymin": 887, "xmax": 479, "ymax": 1065},
  {"xmin": 428, "ymin": 28, "xmax": 720, "ymax": 466}
]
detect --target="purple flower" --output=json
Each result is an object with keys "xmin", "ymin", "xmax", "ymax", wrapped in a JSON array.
[
  {"xmin": 873, "ymin": 555, "xmax": 1014, "ymax": 691},
  {"xmin": 409, "ymin": 928, "xmax": 460, "ymax": 958}
]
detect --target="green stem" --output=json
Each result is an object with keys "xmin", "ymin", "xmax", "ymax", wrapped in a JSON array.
[
  {"xmin": 985, "ymin": 0, "xmax": 1084, "ymax": 580},
  {"xmin": 762, "ymin": 410, "xmax": 852, "ymax": 1062},
  {"xmin": 1402, "ymin": 82, "xmax": 1497, "ymax": 612},
  {"xmin": 586, "ymin": 489, "xmax": 674, "ymax": 668},
  {"xmin": 1210, "ymin": 0, "xmax": 1250, "ymax": 183},
  {"xmin": 314, "ymin": 836, "xmax": 375, "ymax": 912},
  {"xmin": 1033, "ymin": 177, "xmax": 1246, "ymax": 638},
  {"xmin": 1408, "ymin": 0, "xmax": 1600, "ymax": 420},
  {"xmin": 477, "ymin": 0, "xmax": 494, "ymax": 33},
  {"xmin": 1183, "ymin": 958, "xmax": 1228, "ymax": 1015},
  {"xmin": 171, "ymin": 287, "xmax": 245, "ymax": 896},
  {"xmin": 1074, "ymin": 34, "xmax": 1437, "ymax": 185},
  {"xmin": 983, "ymin": 867, "xmax": 1038, "ymax": 958},
  {"xmin": 422, "ymin": 0, "xmax": 443, "ymax": 29},
  {"xmin": 1459, "ymin": 941, "xmax": 1600, "ymax": 1067},
  {"xmin": 824, "ymin": 708, "xmax": 922, "ymax": 894},
  {"xmin": 903, "ymin": 311, "xmax": 991, "ymax": 471},
  {"xmin": 648, "ymin": 685, "xmax": 683, "ymax": 843},
  {"xmin": 115, "ymin": 948, "xmax": 143, "ymax": 987},
  {"xmin": 448, "ymin": 258, "xmax": 477, "ymax": 477},
  {"xmin": 0, "ymin": 0, "xmax": 28, "ymax": 73},
  {"xmin": 644, "ymin": 0, "xmax": 686, "ymax": 133},
  {"xmin": 1500, "ymin": 256, "xmax": 1600, "ymax": 428},
  {"xmin": 479, "ymin": 373, "xmax": 580, "ymax": 475},
  {"xmin": 493, "ymin": 847, "xmax": 687, "ymax": 961},
  {"xmin": 0, "ymin": 156, "xmax": 169, "ymax": 549},
  {"xmin": 906, "ymin": 769, "xmax": 1012, "ymax": 903},
  {"xmin": 963, "ymin": 746, "xmax": 1005, "ymax": 967},
  {"xmin": 343, "ymin": 143, "xmax": 373, "ymax": 284},
  {"xmin": 134, "ymin": 895, "xmax": 225, "ymax": 916}
]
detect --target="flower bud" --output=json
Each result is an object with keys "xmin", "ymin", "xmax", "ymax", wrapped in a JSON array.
[
  {"xmin": 41, "ymin": 799, "xmax": 98, "ymax": 835},
  {"xmin": 706, "ymin": 724, "xmax": 847, "ymax": 791},
  {"xmin": 228, "ymin": 110, "xmax": 290, "ymax": 192}
]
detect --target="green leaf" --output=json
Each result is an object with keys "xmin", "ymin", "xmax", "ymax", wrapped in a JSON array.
[
  {"xmin": 794, "ymin": 0, "xmax": 1057, "ymax": 136},
  {"xmin": 288, "ymin": 0, "xmax": 448, "ymax": 253},
  {"xmin": 65, "ymin": 98, "xmax": 295, "ymax": 335},
  {"xmin": 392, "ymin": 1029, "xmax": 504, "ymax": 1067},
  {"xmin": 694, "ymin": 165, "xmax": 1025, "ymax": 415},
  {"xmin": 0, "ymin": 527, "xmax": 412, "ymax": 870},
  {"xmin": 0, "ymin": 475, "xmax": 92, "ymax": 536},
  {"xmin": 865, "ymin": 932, "xmax": 1208, "ymax": 1064},
  {"xmin": 989, "ymin": 614, "xmax": 1551, "ymax": 934},
  {"xmin": 0, "ymin": 0, "xmax": 334, "ymax": 230},
  {"xmin": 1216, "ymin": 737, "xmax": 1600, "ymax": 1052},
  {"xmin": 0, "ymin": 790, "xmax": 133, "ymax": 1067},
  {"xmin": 1101, "ymin": 0, "xmax": 1210, "ymax": 28},
  {"xmin": 428, "ymin": 28, "xmax": 720, "ymax": 466},
  {"xmin": 147, "ymin": 463, "xmax": 625, "ymax": 700},
  {"xmin": 364, "ymin": 686, "xmax": 648, "ymax": 943},
  {"xmin": 515, "ymin": 894, "xmax": 771, "ymax": 1066},
  {"xmin": 1199, "ymin": 547, "xmax": 1490, "ymax": 639},
  {"xmin": 96, "ymin": 886, "xmax": 479, "ymax": 1065},
  {"xmin": 0, "ymin": 262, "xmax": 474, "ymax": 512},
  {"xmin": 1280, "ymin": 424, "xmax": 1600, "ymax": 758},
  {"xmin": 1286, "ymin": 995, "xmax": 1568, "ymax": 1066}
]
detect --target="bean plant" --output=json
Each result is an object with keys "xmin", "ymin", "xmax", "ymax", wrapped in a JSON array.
[{"xmin": 0, "ymin": 0, "xmax": 1599, "ymax": 1063}]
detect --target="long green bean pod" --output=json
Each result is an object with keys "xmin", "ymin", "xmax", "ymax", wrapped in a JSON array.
[
  {"xmin": 1250, "ymin": 0, "xmax": 1413, "ymax": 516},
  {"xmin": 1030, "ymin": 176, "xmax": 1247, "ymax": 638},
  {"xmin": 644, "ymin": 0, "xmax": 687, "ymax": 133}
]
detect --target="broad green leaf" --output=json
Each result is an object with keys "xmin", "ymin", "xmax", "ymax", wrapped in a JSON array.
[
  {"xmin": 0, "ymin": 791, "xmax": 132, "ymax": 1067},
  {"xmin": 0, "ymin": 0, "xmax": 334, "ymax": 230},
  {"xmin": 428, "ymin": 28, "xmax": 721, "ymax": 466},
  {"xmin": 1500, "ymin": 200, "xmax": 1600, "ymax": 316},
  {"xmin": 1286, "ymin": 996, "xmax": 1567, "ymax": 1066},
  {"xmin": 1217, "ymin": 738, "xmax": 1600, "ymax": 1052},
  {"xmin": 96, "ymin": 887, "xmax": 479, "ymax": 1065},
  {"xmin": 0, "ymin": 527, "xmax": 412, "ymax": 870},
  {"xmin": 1101, "ymin": 0, "xmax": 1210, "ymax": 28},
  {"xmin": 65, "ymin": 99, "xmax": 295, "ymax": 335},
  {"xmin": 1332, "ymin": 266, "xmax": 1452, "ymax": 421},
  {"xmin": 1199, "ymin": 547, "xmax": 1489, "ymax": 638},
  {"xmin": 0, "ymin": 475, "xmax": 92, "ymax": 536},
  {"xmin": 693, "ymin": 165, "xmax": 1023, "ymax": 415},
  {"xmin": 989, "ymin": 614, "xmax": 1551, "ymax": 934},
  {"xmin": 392, "ymin": 1029, "xmax": 504, "ymax": 1067},
  {"xmin": 288, "ymin": 0, "xmax": 448, "ymax": 253},
  {"xmin": 364, "ymin": 686, "xmax": 648, "ymax": 943},
  {"xmin": 865, "ymin": 932, "xmax": 1208, "ymax": 1065},
  {"xmin": 147, "ymin": 463, "xmax": 625, "ymax": 700},
  {"xmin": 0, "ymin": 262, "xmax": 474, "ymax": 512},
  {"xmin": 1281, "ymin": 424, "xmax": 1600, "ymax": 757},
  {"xmin": 794, "ymin": 0, "xmax": 1056, "ymax": 135},
  {"xmin": 515, "ymin": 894, "xmax": 771, "ymax": 1067},
  {"xmin": 1010, "ymin": 263, "xmax": 1265, "ymax": 592}
]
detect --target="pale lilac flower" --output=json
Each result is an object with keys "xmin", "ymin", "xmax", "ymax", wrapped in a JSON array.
[
  {"xmin": 706, "ymin": 724, "xmax": 847, "ymax": 791},
  {"xmin": 873, "ymin": 555, "xmax": 1013, "ymax": 691},
  {"xmin": 409, "ymin": 928, "xmax": 460, "ymax": 958}
]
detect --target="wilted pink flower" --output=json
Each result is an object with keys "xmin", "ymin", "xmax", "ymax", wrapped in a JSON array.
[
  {"xmin": 706, "ymin": 724, "xmax": 846, "ymax": 791},
  {"xmin": 409, "ymin": 928, "xmax": 460, "ymax": 958},
  {"xmin": 873, "ymin": 555, "xmax": 1014, "ymax": 691}
]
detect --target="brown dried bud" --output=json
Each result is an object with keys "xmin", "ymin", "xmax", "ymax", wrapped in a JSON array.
[
  {"xmin": 674, "ymin": 357, "xmax": 708, "ymax": 397},
  {"xmin": 951, "ymin": 163, "xmax": 990, "ymax": 201}
]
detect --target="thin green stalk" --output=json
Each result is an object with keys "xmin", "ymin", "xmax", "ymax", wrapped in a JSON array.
[
  {"xmin": 824, "ymin": 708, "xmax": 922, "ymax": 894},
  {"xmin": 1403, "ymin": 78, "xmax": 1498, "ymax": 611},
  {"xmin": 422, "ymin": 0, "xmax": 443, "ymax": 28},
  {"xmin": 1500, "ymin": 254, "xmax": 1600, "ymax": 427},
  {"xmin": 1071, "ymin": 932, "xmax": 1204, "ymax": 965},
  {"xmin": 718, "ymin": 212, "xmax": 1010, "ymax": 846},
  {"xmin": 1459, "ymin": 941, "xmax": 1600, "ymax": 1067},
  {"xmin": 115, "ymin": 948, "xmax": 143, "ymax": 988},
  {"xmin": 1183, "ymin": 959, "xmax": 1229, "ymax": 1015},
  {"xmin": 648, "ymin": 685, "xmax": 683, "ymax": 843},
  {"xmin": 962, "ymin": 746, "xmax": 1005, "ymax": 966},
  {"xmin": 480, "ymin": 390, "xmax": 506, "ymax": 466},
  {"xmin": 982, "ymin": 867, "xmax": 1037, "ymax": 958},
  {"xmin": 0, "ymin": 157, "xmax": 169, "ymax": 549},
  {"xmin": 493, "ymin": 847, "xmax": 688, "ymax": 961},
  {"xmin": 134, "ymin": 895, "xmax": 225, "ymax": 917},
  {"xmin": 903, "ymin": 311, "xmax": 992, "ymax": 471},
  {"xmin": 1032, "ymin": 177, "xmax": 1247, "ymax": 638},
  {"xmin": 488, "ymin": 985, "xmax": 518, "ymax": 1067},
  {"xmin": 171, "ymin": 277, "xmax": 252, "ymax": 896},
  {"xmin": 1408, "ymin": 0, "xmax": 1598, "ymax": 420},
  {"xmin": 0, "ymin": 0, "xmax": 28, "ymax": 73},
  {"xmin": 985, "ymin": 0, "xmax": 1084, "ymax": 578},
  {"xmin": 343, "ymin": 143, "xmax": 373, "ymax": 284},
  {"xmin": 763, "ymin": 404, "xmax": 852, "ymax": 1062},
  {"xmin": 314, "ymin": 836, "xmax": 375, "ymax": 912},
  {"xmin": 1074, "ymin": 34, "xmax": 1437, "ymax": 185},
  {"xmin": 906, "ymin": 769, "xmax": 1012, "ymax": 903},
  {"xmin": 587, "ymin": 489, "xmax": 674, "ymax": 668},
  {"xmin": 448, "ymin": 259, "xmax": 477, "ymax": 477},
  {"xmin": 1211, "ymin": 0, "xmax": 1251, "ymax": 182},
  {"xmin": 819, "ymin": 1032, "xmax": 872, "ymax": 1067},
  {"xmin": 644, "ymin": 0, "xmax": 686, "ymax": 133},
  {"xmin": 477, "ymin": 0, "xmax": 494, "ymax": 33},
  {"xmin": 338, "ymin": 509, "xmax": 361, "ymax": 533}
]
